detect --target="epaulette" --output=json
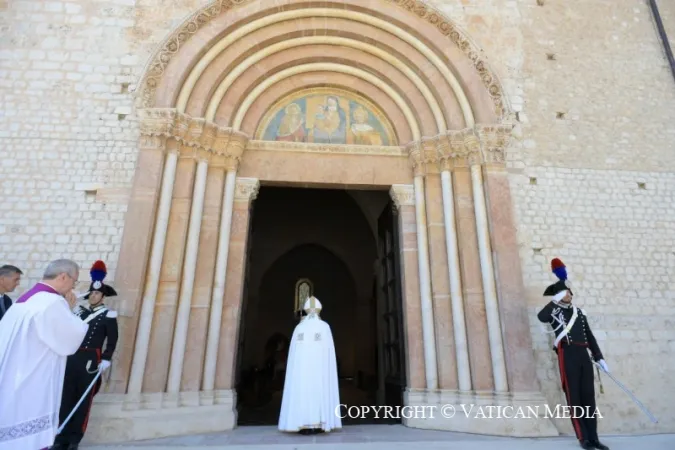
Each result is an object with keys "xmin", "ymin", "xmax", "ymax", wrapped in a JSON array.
[{"xmin": 107, "ymin": 310, "xmax": 118, "ymax": 318}]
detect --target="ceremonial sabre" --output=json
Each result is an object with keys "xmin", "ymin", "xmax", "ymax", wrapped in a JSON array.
[
  {"xmin": 57, "ymin": 363, "xmax": 103, "ymax": 434},
  {"xmin": 593, "ymin": 362, "xmax": 658, "ymax": 423}
]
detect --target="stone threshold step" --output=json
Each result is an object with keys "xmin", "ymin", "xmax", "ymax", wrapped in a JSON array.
[{"xmin": 84, "ymin": 435, "xmax": 675, "ymax": 450}]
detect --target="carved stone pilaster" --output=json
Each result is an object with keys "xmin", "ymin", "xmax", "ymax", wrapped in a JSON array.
[
  {"xmin": 475, "ymin": 124, "xmax": 514, "ymax": 166},
  {"xmin": 234, "ymin": 177, "xmax": 260, "ymax": 204},
  {"xmin": 406, "ymin": 138, "xmax": 440, "ymax": 176},
  {"xmin": 389, "ymin": 184, "xmax": 415, "ymax": 209},
  {"xmin": 138, "ymin": 108, "xmax": 250, "ymax": 169}
]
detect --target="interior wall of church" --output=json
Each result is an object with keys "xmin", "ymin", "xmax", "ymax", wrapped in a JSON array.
[{"xmin": 1, "ymin": 0, "xmax": 674, "ymax": 435}]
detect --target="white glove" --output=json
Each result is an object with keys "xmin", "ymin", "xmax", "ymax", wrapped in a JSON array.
[
  {"xmin": 598, "ymin": 359, "xmax": 609, "ymax": 373},
  {"xmin": 98, "ymin": 360, "xmax": 111, "ymax": 372}
]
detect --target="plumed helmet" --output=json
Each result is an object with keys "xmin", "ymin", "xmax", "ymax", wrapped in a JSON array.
[{"xmin": 85, "ymin": 260, "xmax": 117, "ymax": 298}]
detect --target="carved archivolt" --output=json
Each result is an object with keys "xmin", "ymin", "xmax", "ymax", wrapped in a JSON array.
[
  {"xmin": 135, "ymin": 0, "xmax": 507, "ymax": 118},
  {"xmin": 138, "ymin": 108, "xmax": 249, "ymax": 169}
]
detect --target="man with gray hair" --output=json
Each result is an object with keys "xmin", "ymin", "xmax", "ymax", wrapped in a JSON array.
[
  {"xmin": 0, "ymin": 259, "xmax": 89, "ymax": 450},
  {"xmin": 0, "ymin": 264, "xmax": 23, "ymax": 321}
]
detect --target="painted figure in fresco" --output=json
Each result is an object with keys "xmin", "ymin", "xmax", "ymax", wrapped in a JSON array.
[
  {"xmin": 311, "ymin": 96, "xmax": 346, "ymax": 144},
  {"xmin": 350, "ymin": 105, "xmax": 383, "ymax": 146},
  {"xmin": 275, "ymin": 103, "xmax": 306, "ymax": 142}
]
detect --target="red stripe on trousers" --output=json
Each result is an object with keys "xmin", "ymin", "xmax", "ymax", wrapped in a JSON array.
[
  {"xmin": 82, "ymin": 349, "xmax": 101, "ymax": 433},
  {"xmin": 557, "ymin": 343, "xmax": 583, "ymax": 441}
]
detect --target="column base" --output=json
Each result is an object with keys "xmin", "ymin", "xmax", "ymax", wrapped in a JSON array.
[
  {"xmin": 81, "ymin": 390, "xmax": 237, "ymax": 444},
  {"xmin": 403, "ymin": 389, "xmax": 561, "ymax": 437}
]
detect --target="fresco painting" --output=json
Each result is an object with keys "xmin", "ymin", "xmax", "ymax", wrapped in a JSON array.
[{"xmin": 258, "ymin": 90, "xmax": 395, "ymax": 146}]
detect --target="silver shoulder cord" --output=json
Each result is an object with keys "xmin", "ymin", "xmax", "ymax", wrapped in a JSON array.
[{"xmin": 539, "ymin": 289, "xmax": 659, "ymax": 424}]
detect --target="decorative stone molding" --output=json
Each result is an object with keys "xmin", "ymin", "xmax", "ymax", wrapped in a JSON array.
[
  {"xmin": 475, "ymin": 124, "xmax": 514, "ymax": 165},
  {"xmin": 389, "ymin": 184, "xmax": 415, "ymax": 208},
  {"xmin": 135, "ymin": 1, "xmax": 507, "ymax": 118},
  {"xmin": 234, "ymin": 177, "xmax": 260, "ymax": 203},
  {"xmin": 437, "ymin": 128, "xmax": 482, "ymax": 170},
  {"xmin": 406, "ymin": 138, "xmax": 440, "ymax": 176},
  {"xmin": 403, "ymin": 123, "xmax": 514, "ymax": 174},
  {"xmin": 138, "ymin": 108, "xmax": 249, "ymax": 170},
  {"xmin": 246, "ymin": 140, "xmax": 407, "ymax": 157}
]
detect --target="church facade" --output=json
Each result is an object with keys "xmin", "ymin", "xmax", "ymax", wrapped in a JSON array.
[{"xmin": 1, "ymin": 0, "xmax": 674, "ymax": 444}]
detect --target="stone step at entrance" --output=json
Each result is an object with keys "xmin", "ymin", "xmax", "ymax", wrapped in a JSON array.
[{"xmin": 82, "ymin": 425, "xmax": 675, "ymax": 450}]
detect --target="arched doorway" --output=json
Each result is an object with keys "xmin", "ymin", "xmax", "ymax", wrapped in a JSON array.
[
  {"xmin": 92, "ymin": 0, "xmax": 556, "ymax": 444},
  {"xmin": 235, "ymin": 186, "xmax": 405, "ymax": 426}
]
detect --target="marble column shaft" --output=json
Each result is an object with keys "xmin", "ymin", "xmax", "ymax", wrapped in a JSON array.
[
  {"xmin": 167, "ymin": 153, "xmax": 209, "ymax": 394},
  {"xmin": 389, "ymin": 185, "xmax": 425, "ymax": 389},
  {"xmin": 202, "ymin": 168, "xmax": 238, "ymax": 392},
  {"xmin": 128, "ymin": 141, "xmax": 179, "ymax": 395},
  {"xmin": 215, "ymin": 178, "xmax": 259, "ymax": 390},
  {"xmin": 126, "ymin": 108, "xmax": 249, "ymax": 395}
]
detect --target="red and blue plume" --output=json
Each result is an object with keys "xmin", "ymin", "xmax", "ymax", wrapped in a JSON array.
[
  {"xmin": 551, "ymin": 258, "xmax": 567, "ymax": 281},
  {"xmin": 90, "ymin": 260, "xmax": 107, "ymax": 282}
]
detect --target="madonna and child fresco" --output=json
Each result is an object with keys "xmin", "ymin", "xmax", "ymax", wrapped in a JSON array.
[{"xmin": 257, "ymin": 90, "xmax": 396, "ymax": 146}]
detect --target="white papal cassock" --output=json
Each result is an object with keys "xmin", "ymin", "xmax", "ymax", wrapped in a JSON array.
[
  {"xmin": 0, "ymin": 283, "xmax": 88, "ymax": 450},
  {"xmin": 278, "ymin": 296, "xmax": 342, "ymax": 433}
]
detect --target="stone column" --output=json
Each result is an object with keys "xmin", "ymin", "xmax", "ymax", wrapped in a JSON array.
[
  {"xmin": 215, "ymin": 177, "xmax": 259, "ymax": 392},
  {"xmin": 466, "ymin": 131, "xmax": 509, "ymax": 393},
  {"xmin": 477, "ymin": 125, "xmax": 540, "ymax": 392},
  {"xmin": 436, "ymin": 131, "xmax": 473, "ymax": 393},
  {"xmin": 419, "ymin": 138, "xmax": 457, "ymax": 390},
  {"xmin": 405, "ymin": 143, "xmax": 439, "ymax": 391},
  {"xmin": 389, "ymin": 185, "xmax": 425, "ymax": 390},
  {"xmin": 202, "ymin": 132, "xmax": 248, "ymax": 395},
  {"xmin": 166, "ymin": 149, "xmax": 209, "ymax": 395},
  {"xmin": 127, "ymin": 111, "xmax": 184, "ymax": 395},
  {"xmin": 112, "ymin": 109, "xmax": 176, "ymax": 394}
]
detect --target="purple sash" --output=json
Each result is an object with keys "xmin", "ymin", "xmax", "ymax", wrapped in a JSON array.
[{"xmin": 16, "ymin": 282, "xmax": 59, "ymax": 303}]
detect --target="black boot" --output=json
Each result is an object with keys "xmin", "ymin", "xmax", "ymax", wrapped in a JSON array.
[
  {"xmin": 67, "ymin": 444, "xmax": 79, "ymax": 450},
  {"xmin": 579, "ymin": 440, "xmax": 594, "ymax": 450},
  {"xmin": 592, "ymin": 440, "xmax": 609, "ymax": 450}
]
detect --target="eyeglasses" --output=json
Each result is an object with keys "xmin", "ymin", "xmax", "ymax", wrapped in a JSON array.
[{"xmin": 66, "ymin": 273, "xmax": 81, "ymax": 287}]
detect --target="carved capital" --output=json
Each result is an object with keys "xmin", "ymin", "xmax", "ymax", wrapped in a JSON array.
[
  {"xmin": 138, "ymin": 134, "xmax": 167, "ymax": 152},
  {"xmin": 389, "ymin": 184, "xmax": 415, "ymax": 209},
  {"xmin": 138, "ymin": 108, "xmax": 250, "ymax": 167},
  {"xmin": 234, "ymin": 177, "xmax": 260, "ymax": 203},
  {"xmin": 475, "ymin": 124, "xmax": 514, "ymax": 166},
  {"xmin": 434, "ymin": 128, "xmax": 481, "ymax": 169},
  {"xmin": 406, "ymin": 138, "xmax": 440, "ymax": 176}
]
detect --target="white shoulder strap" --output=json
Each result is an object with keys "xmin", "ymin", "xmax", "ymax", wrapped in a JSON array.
[
  {"xmin": 83, "ymin": 307, "xmax": 108, "ymax": 323},
  {"xmin": 553, "ymin": 305, "xmax": 578, "ymax": 347}
]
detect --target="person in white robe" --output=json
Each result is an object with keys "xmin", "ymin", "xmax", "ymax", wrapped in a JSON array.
[
  {"xmin": 278, "ymin": 296, "xmax": 341, "ymax": 434},
  {"xmin": 0, "ymin": 259, "xmax": 89, "ymax": 450}
]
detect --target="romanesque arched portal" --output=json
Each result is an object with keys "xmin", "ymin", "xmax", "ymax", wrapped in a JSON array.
[{"xmin": 89, "ymin": 0, "xmax": 559, "ymax": 443}]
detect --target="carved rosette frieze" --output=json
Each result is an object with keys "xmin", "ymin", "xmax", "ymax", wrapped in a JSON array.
[
  {"xmin": 138, "ymin": 108, "xmax": 249, "ymax": 168},
  {"xmin": 475, "ymin": 124, "xmax": 514, "ymax": 166},
  {"xmin": 234, "ymin": 177, "xmax": 260, "ymax": 203},
  {"xmin": 389, "ymin": 184, "xmax": 415, "ymax": 209}
]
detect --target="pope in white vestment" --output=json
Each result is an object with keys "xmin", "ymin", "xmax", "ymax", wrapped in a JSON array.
[
  {"xmin": 0, "ymin": 280, "xmax": 89, "ymax": 450},
  {"xmin": 278, "ymin": 296, "xmax": 341, "ymax": 434}
]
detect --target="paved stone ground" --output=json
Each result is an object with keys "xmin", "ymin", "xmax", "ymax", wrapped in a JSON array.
[{"xmin": 83, "ymin": 425, "xmax": 675, "ymax": 449}]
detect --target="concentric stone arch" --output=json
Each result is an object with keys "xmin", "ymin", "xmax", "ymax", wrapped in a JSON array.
[{"xmin": 100, "ymin": 0, "xmax": 555, "ymax": 445}]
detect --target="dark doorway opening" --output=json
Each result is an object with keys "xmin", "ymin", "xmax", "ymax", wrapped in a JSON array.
[{"xmin": 234, "ymin": 185, "xmax": 407, "ymax": 426}]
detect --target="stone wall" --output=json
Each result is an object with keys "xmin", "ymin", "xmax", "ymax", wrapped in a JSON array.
[
  {"xmin": 1, "ymin": 0, "xmax": 674, "ymax": 436},
  {"xmin": 427, "ymin": 0, "xmax": 675, "ymax": 434}
]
